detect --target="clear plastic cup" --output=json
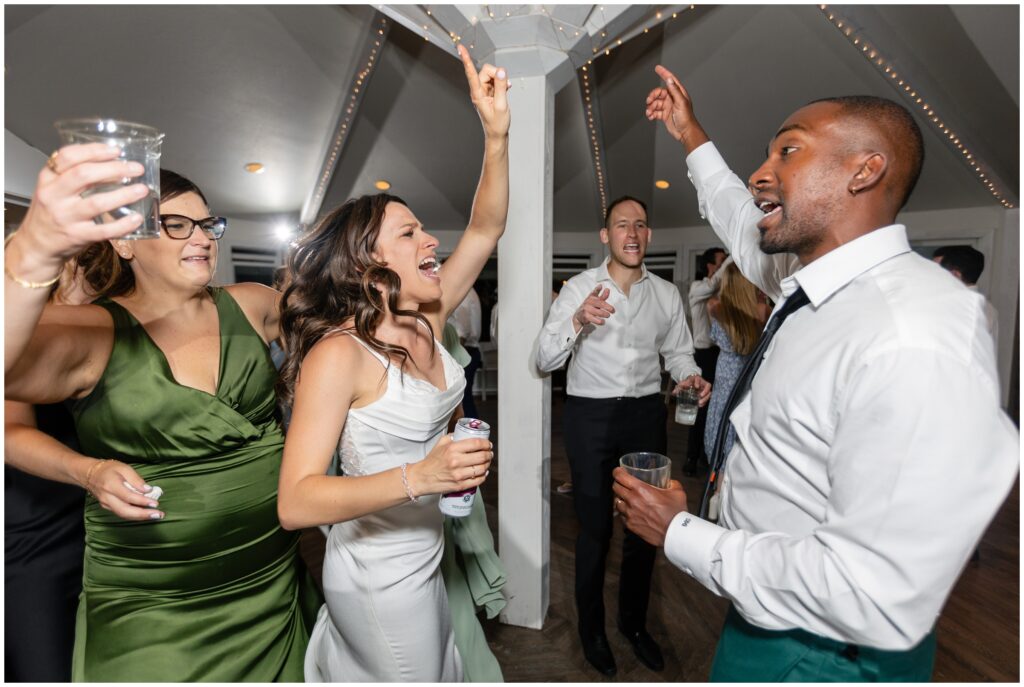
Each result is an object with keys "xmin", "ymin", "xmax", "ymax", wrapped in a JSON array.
[
  {"xmin": 674, "ymin": 386, "xmax": 700, "ymax": 425},
  {"xmin": 619, "ymin": 452, "xmax": 671, "ymax": 488},
  {"xmin": 55, "ymin": 118, "xmax": 163, "ymax": 239}
]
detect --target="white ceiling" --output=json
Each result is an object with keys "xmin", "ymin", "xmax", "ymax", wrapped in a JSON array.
[{"xmin": 5, "ymin": 4, "xmax": 1018, "ymax": 237}]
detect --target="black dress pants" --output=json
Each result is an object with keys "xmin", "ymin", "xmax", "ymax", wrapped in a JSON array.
[
  {"xmin": 564, "ymin": 394, "xmax": 666, "ymax": 639},
  {"xmin": 686, "ymin": 346, "xmax": 720, "ymax": 464}
]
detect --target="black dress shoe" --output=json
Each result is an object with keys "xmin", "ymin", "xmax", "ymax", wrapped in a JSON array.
[
  {"xmin": 617, "ymin": 624, "xmax": 665, "ymax": 672},
  {"xmin": 580, "ymin": 634, "xmax": 617, "ymax": 676}
]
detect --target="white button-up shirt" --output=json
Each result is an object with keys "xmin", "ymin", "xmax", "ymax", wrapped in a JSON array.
[
  {"xmin": 535, "ymin": 259, "xmax": 700, "ymax": 398},
  {"xmin": 688, "ymin": 256, "xmax": 731, "ymax": 349},
  {"xmin": 451, "ymin": 287, "xmax": 482, "ymax": 348},
  {"xmin": 664, "ymin": 142, "xmax": 1019, "ymax": 650}
]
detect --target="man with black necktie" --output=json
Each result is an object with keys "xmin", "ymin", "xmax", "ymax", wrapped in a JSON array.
[{"xmin": 613, "ymin": 66, "xmax": 1019, "ymax": 682}]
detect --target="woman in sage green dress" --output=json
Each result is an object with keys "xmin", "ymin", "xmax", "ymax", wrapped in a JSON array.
[{"xmin": 4, "ymin": 161, "xmax": 318, "ymax": 680}]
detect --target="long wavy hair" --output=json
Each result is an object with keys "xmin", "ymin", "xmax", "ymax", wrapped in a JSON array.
[
  {"xmin": 276, "ymin": 193, "xmax": 434, "ymax": 407},
  {"xmin": 76, "ymin": 169, "xmax": 209, "ymax": 298},
  {"xmin": 715, "ymin": 263, "xmax": 763, "ymax": 356}
]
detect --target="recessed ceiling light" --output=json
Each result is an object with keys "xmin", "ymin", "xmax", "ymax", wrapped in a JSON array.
[
  {"xmin": 374, "ymin": 180, "xmax": 391, "ymax": 191},
  {"xmin": 245, "ymin": 162, "xmax": 265, "ymax": 174},
  {"xmin": 274, "ymin": 223, "xmax": 293, "ymax": 241},
  {"xmin": 655, "ymin": 180, "xmax": 670, "ymax": 189}
]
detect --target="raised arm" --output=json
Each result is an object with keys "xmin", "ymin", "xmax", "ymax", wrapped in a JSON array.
[
  {"xmin": 436, "ymin": 44, "xmax": 511, "ymax": 321},
  {"xmin": 277, "ymin": 335, "xmax": 493, "ymax": 530},
  {"xmin": 5, "ymin": 144, "xmax": 148, "ymax": 371},
  {"xmin": 5, "ymin": 304, "xmax": 114, "ymax": 405},
  {"xmin": 646, "ymin": 67, "xmax": 797, "ymax": 300}
]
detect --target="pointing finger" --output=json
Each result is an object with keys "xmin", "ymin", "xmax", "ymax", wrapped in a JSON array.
[{"xmin": 458, "ymin": 44, "xmax": 483, "ymax": 100}]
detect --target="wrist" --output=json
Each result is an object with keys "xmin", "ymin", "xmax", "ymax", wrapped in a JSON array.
[
  {"xmin": 483, "ymin": 134, "xmax": 509, "ymax": 152},
  {"xmin": 401, "ymin": 462, "xmax": 422, "ymax": 501},
  {"xmin": 680, "ymin": 124, "xmax": 711, "ymax": 156},
  {"xmin": 5, "ymin": 231, "xmax": 65, "ymax": 284}
]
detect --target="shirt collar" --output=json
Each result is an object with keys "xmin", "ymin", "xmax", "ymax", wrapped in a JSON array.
[
  {"xmin": 782, "ymin": 224, "xmax": 911, "ymax": 306},
  {"xmin": 596, "ymin": 256, "xmax": 649, "ymax": 287}
]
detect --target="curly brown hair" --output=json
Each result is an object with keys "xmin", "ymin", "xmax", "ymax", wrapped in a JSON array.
[{"xmin": 276, "ymin": 194, "xmax": 434, "ymax": 408}]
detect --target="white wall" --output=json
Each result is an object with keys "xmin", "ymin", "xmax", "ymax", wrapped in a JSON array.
[{"xmin": 5, "ymin": 129, "xmax": 48, "ymax": 200}]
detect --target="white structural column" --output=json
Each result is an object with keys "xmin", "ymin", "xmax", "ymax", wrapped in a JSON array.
[{"xmin": 496, "ymin": 73, "xmax": 554, "ymax": 629}]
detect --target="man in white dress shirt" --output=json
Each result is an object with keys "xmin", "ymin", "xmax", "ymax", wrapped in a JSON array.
[
  {"xmin": 613, "ymin": 67, "xmax": 1019, "ymax": 681},
  {"xmin": 535, "ymin": 195, "xmax": 710, "ymax": 677},
  {"xmin": 933, "ymin": 245, "xmax": 999, "ymax": 344}
]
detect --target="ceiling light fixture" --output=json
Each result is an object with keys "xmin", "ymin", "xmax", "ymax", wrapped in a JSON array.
[
  {"xmin": 374, "ymin": 180, "xmax": 392, "ymax": 191},
  {"xmin": 655, "ymin": 180, "xmax": 671, "ymax": 190},
  {"xmin": 274, "ymin": 223, "xmax": 294, "ymax": 242},
  {"xmin": 244, "ymin": 162, "xmax": 265, "ymax": 174}
]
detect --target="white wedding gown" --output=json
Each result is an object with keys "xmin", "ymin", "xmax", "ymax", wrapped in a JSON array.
[{"xmin": 305, "ymin": 331, "xmax": 466, "ymax": 682}]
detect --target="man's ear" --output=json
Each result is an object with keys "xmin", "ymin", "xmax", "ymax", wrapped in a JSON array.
[
  {"xmin": 848, "ymin": 152, "xmax": 887, "ymax": 196},
  {"xmin": 599, "ymin": 227, "xmax": 610, "ymax": 246}
]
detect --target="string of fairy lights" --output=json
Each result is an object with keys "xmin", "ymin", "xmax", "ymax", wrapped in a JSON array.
[
  {"xmin": 572, "ymin": 6, "xmax": 696, "ymax": 217},
  {"xmin": 819, "ymin": 5, "xmax": 1014, "ymax": 209},
  {"xmin": 304, "ymin": 15, "xmax": 391, "ymax": 226}
]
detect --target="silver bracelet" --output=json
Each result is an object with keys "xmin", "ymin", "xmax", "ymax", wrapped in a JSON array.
[{"xmin": 400, "ymin": 463, "xmax": 418, "ymax": 502}]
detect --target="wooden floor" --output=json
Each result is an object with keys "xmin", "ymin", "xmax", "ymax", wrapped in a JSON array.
[{"xmin": 301, "ymin": 393, "xmax": 1020, "ymax": 682}]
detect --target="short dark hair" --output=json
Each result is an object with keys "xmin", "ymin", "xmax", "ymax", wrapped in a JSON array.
[
  {"xmin": 695, "ymin": 246, "xmax": 726, "ymax": 279},
  {"xmin": 937, "ymin": 245, "xmax": 985, "ymax": 284},
  {"xmin": 604, "ymin": 195, "xmax": 647, "ymax": 226},
  {"xmin": 809, "ymin": 95, "xmax": 924, "ymax": 210},
  {"xmin": 699, "ymin": 247, "xmax": 726, "ymax": 271}
]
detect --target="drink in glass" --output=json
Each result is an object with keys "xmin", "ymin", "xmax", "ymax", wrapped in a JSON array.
[
  {"xmin": 619, "ymin": 452, "xmax": 671, "ymax": 488},
  {"xmin": 55, "ymin": 118, "xmax": 163, "ymax": 239},
  {"xmin": 674, "ymin": 386, "xmax": 700, "ymax": 425}
]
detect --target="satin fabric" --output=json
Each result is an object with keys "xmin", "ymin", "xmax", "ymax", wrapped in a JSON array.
[
  {"xmin": 305, "ymin": 331, "xmax": 465, "ymax": 682},
  {"xmin": 69, "ymin": 288, "xmax": 319, "ymax": 681}
]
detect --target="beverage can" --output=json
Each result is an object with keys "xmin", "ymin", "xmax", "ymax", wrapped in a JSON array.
[{"xmin": 439, "ymin": 418, "xmax": 490, "ymax": 518}]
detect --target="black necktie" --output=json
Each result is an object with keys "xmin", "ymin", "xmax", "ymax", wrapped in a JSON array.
[{"xmin": 698, "ymin": 286, "xmax": 811, "ymax": 518}]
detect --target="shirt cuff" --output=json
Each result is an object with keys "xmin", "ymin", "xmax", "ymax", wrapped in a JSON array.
[
  {"xmin": 663, "ymin": 510, "xmax": 727, "ymax": 588},
  {"xmin": 685, "ymin": 141, "xmax": 729, "ymax": 183},
  {"xmin": 559, "ymin": 316, "xmax": 581, "ymax": 351}
]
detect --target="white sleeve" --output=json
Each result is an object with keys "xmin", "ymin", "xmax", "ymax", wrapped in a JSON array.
[
  {"xmin": 664, "ymin": 346, "xmax": 1019, "ymax": 649},
  {"xmin": 468, "ymin": 292, "xmax": 482, "ymax": 343},
  {"xmin": 452, "ymin": 299, "xmax": 470, "ymax": 340},
  {"xmin": 661, "ymin": 287, "xmax": 701, "ymax": 382},
  {"xmin": 534, "ymin": 281, "xmax": 586, "ymax": 373},
  {"xmin": 686, "ymin": 143, "xmax": 799, "ymax": 302}
]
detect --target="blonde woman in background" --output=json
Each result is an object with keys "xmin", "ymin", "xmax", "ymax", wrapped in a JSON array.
[{"xmin": 704, "ymin": 260, "xmax": 771, "ymax": 459}]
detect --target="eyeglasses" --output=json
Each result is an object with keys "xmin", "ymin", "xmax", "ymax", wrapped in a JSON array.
[{"xmin": 159, "ymin": 214, "xmax": 228, "ymax": 240}]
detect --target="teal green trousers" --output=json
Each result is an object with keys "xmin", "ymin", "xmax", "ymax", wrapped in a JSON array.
[{"xmin": 710, "ymin": 607, "xmax": 937, "ymax": 682}]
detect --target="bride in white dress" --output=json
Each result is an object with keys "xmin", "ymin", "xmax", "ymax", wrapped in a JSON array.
[{"xmin": 276, "ymin": 44, "xmax": 510, "ymax": 682}]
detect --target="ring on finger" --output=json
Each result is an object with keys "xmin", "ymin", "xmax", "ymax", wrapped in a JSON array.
[{"xmin": 47, "ymin": 151, "xmax": 60, "ymax": 173}]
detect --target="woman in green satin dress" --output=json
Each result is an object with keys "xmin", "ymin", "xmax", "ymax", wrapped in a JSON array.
[{"xmin": 4, "ymin": 159, "xmax": 318, "ymax": 681}]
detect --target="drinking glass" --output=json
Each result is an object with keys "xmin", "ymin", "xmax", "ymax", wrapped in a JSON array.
[
  {"xmin": 619, "ymin": 452, "xmax": 671, "ymax": 488},
  {"xmin": 55, "ymin": 118, "xmax": 163, "ymax": 239},
  {"xmin": 674, "ymin": 386, "xmax": 700, "ymax": 425}
]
